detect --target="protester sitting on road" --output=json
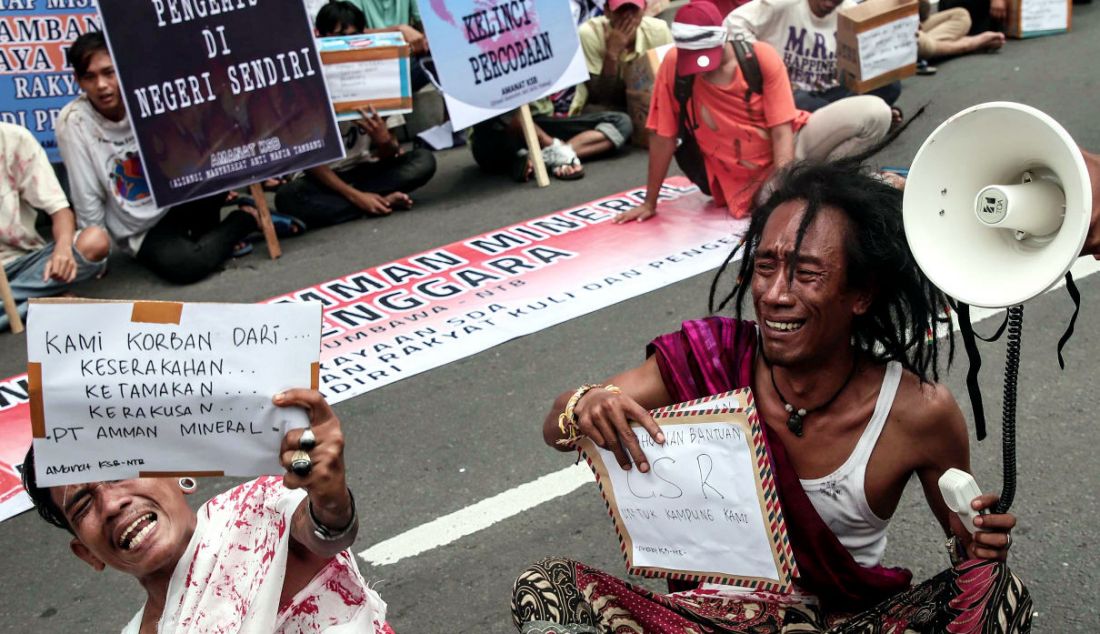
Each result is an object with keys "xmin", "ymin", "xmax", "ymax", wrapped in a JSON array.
[
  {"xmin": 725, "ymin": 0, "xmax": 904, "ymax": 120},
  {"xmin": 22, "ymin": 389, "xmax": 394, "ymax": 634},
  {"xmin": 939, "ymin": 0, "xmax": 1007, "ymax": 34},
  {"xmin": 342, "ymin": 0, "xmax": 432, "ymax": 91},
  {"xmin": 518, "ymin": 160, "xmax": 1030, "ymax": 633},
  {"xmin": 275, "ymin": 8, "xmax": 437, "ymax": 226},
  {"xmin": 56, "ymin": 33, "xmax": 301, "ymax": 285},
  {"xmin": 0, "ymin": 122, "xmax": 109, "ymax": 331},
  {"xmin": 616, "ymin": 1, "xmax": 890, "ymax": 222},
  {"xmin": 574, "ymin": 0, "xmax": 673, "ymax": 114},
  {"xmin": 477, "ymin": 0, "xmax": 646, "ymax": 182},
  {"xmin": 919, "ymin": 7, "xmax": 1005, "ymax": 60},
  {"xmin": 469, "ymin": 99, "xmax": 633, "ymax": 181}
]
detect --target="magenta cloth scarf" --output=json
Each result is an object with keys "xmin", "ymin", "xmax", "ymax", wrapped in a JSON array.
[{"xmin": 646, "ymin": 317, "xmax": 913, "ymax": 612}]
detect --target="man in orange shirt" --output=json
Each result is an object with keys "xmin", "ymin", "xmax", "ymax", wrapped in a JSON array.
[{"xmin": 616, "ymin": 0, "xmax": 891, "ymax": 222}]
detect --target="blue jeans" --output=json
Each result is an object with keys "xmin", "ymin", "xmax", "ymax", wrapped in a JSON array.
[{"xmin": 1, "ymin": 235, "xmax": 107, "ymax": 331}]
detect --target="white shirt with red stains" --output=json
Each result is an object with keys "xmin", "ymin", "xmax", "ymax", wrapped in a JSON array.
[{"xmin": 121, "ymin": 476, "xmax": 390, "ymax": 633}]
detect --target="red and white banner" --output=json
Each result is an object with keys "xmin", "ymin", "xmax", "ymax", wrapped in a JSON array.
[{"xmin": 0, "ymin": 177, "xmax": 747, "ymax": 522}]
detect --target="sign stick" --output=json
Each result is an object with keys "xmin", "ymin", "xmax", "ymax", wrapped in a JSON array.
[
  {"xmin": 248, "ymin": 183, "xmax": 283, "ymax": 260},
  {"xmin": 0, "ymin": 264, "xmax": 23, "ymax": 334},
  {"xmin": 518, "ymin": 104, "xmax": 550, "ymax": 188}
]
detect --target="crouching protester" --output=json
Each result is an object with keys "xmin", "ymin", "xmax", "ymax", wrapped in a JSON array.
[
  {"xmin": 616, "ymin": 2, "xmax": 891, "ymax": 223},
  {"xmin": 515, "ymin": 162, "xmax": 1032, "ymax": 632},
  {"xmin": 22, "ymin": 389, "xmax": 394, "ymax": 634}
]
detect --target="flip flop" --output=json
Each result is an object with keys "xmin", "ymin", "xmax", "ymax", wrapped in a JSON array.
[
  {"xmin": 552, "ymin": 159, "xmax": 585, "ymax": 181},
  {"xmin": 511, "ymin": 149, "xmax": 532, "ymax": 183},
  {"xmin": 239, "ymin": 196, "xmax": 307, "ymax": 241},
  {"xmin": 232, "ymin": 241, "xmax": 253, "ymax": 257}
]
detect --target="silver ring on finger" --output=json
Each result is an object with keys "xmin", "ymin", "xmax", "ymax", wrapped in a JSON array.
[
  {"xmin": 1004, "ymin": 533, "xmax": 1012, "ymax": 549},
  {"xmin": 299, "ymin": 429, "xmax": 317, "ymax": 452},
  {"xmin": 289, "ymin": 450, "xmax": 312, "ymax": 477}
]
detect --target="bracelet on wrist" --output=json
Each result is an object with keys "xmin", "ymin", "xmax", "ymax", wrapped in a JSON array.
[
  {"xmin": 309, "ymin": 488, "xmax": 358, "ymax": 542},
  {"xmin": 555, "ymin": 383, "xmax": 622, "ymax": 447}
]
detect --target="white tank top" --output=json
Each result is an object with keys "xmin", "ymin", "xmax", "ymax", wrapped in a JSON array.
[{"xmin": 799, "ymin": 361, "xmax": 902, "ymax": 567}]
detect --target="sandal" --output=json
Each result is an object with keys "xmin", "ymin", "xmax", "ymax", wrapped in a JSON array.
[
  {"xmin": 889, "ymin": 106, "xmax": 904, "ymax": 133},
  {"xmin": 542, "ymin": 139, "xmax": 586, "ymax": 181},
  {"xmin": 239, "ymin": 196, "xmax": 307, "ymax": 241},
  {"xmin": 232, "ymin": 241, "xmax": 254, "ymax": 257},
  {"xmin": 511, "ymin": 148, "xmax": 532, "ymax": 182}
]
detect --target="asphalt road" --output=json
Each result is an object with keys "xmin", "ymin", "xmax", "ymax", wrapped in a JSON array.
[{"xmin": 2, "ymin": 7, "xmax": 1099, "ymax": 632}]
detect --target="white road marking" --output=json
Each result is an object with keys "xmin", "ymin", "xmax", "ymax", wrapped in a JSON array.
[{"xmin": 360, "ymin": 259, "xmax": 1100, "ymax": 567}]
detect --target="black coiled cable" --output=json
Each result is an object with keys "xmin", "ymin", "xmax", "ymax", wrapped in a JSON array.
[{"xmin": 995, "ymin": 305, "xmax": 1023, "ymax": 515}]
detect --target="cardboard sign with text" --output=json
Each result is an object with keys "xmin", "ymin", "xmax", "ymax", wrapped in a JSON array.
[
  {"xmin": 27, "ymin": 300, "xmax": 321, "ymax": 487},
  {"xmin": 837, "ymin": 0, "xmax": 918, "ymax": 94},
  {"xmin": 578, "ymin": 389, "xmax": 797, "ymax": 592},
  {"xmin": 623, "ymin": 44, "xmax": 672, "ymax": 148},
  {"xmin": 96, "ymin": 0, "xmax": 344, "ymax": 207},
  {"xmin": 318, "ymin": 34, "xmax": 413, "ymax": 120},
  {"xmin": 1006, "ymin": 0, "xmax": 1071, "ymax": 38}
]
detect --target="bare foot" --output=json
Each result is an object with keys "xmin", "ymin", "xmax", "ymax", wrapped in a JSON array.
[
  {"xmin": 384, "ymin": 192, "xmax": 413, "ymax": 210},
  {"xmin": 976, "ymin": 31, "xmax": 1006, "ymax": 51}
]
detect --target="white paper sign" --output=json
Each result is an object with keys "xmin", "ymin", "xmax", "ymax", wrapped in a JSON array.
[
  {"xmin": 857, "ymin": 14, "xmax": 919, "ymax": 80},
  {"xmin": 582, "ymin": 412, "xmax": 785, "ymax": 585},
  {"xmin": 322, "ymin": 58, "xmax": 410, "ymax": 119},
  {"xmin": 28, "ymin": 302, "xmax": 321, "ymax": 487},
  {"xmin": 1020, "ymin": 0, "xmax": 1068, "ymax": 33}
]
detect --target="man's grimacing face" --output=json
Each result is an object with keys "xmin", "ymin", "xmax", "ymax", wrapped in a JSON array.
[
  {"xmin": 49, "ymin": 478, "xmax": 195, "ymax": 578},
  {"xmin": 750, "ymin": 200, "xmax": 872, "ymax": 367}
]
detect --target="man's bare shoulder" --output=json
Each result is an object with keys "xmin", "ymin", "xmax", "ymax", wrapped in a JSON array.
[{"xmin": 891, "ymin": 368, "xmax": 969, "ymax": 443}]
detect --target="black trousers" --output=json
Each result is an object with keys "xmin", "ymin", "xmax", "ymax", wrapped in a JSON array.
[
  {"xmin": 135, "ymin": 195, "xmax": 254, "ymax": 285},
  {"xmin": 274, "ymin": 149, "xmax": 437, "ymax": 230},
  {"xmin": 793, "ymin": 81, "xmax": 902, "ymax": 112}
]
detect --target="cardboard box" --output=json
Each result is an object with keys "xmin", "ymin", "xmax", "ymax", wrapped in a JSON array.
[
  {"xmin": 317, "ymin": 33, "xmax": 413, "ymax": 120},
  {"xmin": 836, "ymin": 0, "xmax": 919, "ymax": 94},
  {"xmin": 623, "ymin": 44, "xmax": 672, "ymax": 148},
  {"xmin": 1006, "ymin": 0, "xmax": 1071, "ymax": 38}
]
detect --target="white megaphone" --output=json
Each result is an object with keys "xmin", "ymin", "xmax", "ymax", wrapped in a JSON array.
[
  {"xmin": 903, "ymin": 102, "xmax": 1092, "ymax": 308},
  {"xmin": 902, "ymin": 102, "xmax": 1093, "ymax": 516}
]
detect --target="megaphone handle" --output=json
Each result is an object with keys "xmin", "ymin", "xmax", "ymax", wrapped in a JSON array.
[{"xmin": 995, "ymin": 305, "xmax": 1024, "ymax": 515}]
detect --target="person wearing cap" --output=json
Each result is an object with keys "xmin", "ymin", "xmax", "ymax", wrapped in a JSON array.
[
  {"xmin": 574, "ymin": 0, "xmax": 672, "ymax": 113},
  {"xmin": 725, "ymin": 0, "xmax": 904, "ymax": 116},
  {"xmin": 614, "ymin": 1, "xmax": 891, "ymax": 222}
]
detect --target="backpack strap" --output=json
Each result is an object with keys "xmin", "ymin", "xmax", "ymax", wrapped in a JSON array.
[
  {"xmin": 674, "ymin": 74, "xmax": 698, "ymax": 138},
  {"xmin": 731, "ymin": 36, "xmax": 764, "ymax": 99}
]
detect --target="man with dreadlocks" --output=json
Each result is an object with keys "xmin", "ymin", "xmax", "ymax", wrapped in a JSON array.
[{"xmin": 514, "ymin": 160, "xmax": 1032, "ymax": 633}]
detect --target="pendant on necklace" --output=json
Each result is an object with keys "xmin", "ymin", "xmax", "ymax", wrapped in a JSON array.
[{"xmin": 784, "ymin": 403, "xmax": 807, "ymax": 437}]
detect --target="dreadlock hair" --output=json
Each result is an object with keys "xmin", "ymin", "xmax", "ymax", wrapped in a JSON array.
[
  {"xmin": 21, "ymin": 445, "xmax": 74, "ymax": 534},
  {"xmin": 707, "ymin": 159, "xmax": 954, "ymax": 383}
]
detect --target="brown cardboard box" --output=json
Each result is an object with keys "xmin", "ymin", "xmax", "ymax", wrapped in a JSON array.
[
  {"xmin": 836, "ymin": 0, "xmax": 919, "ymax": 94},
  {"xmin": 623, "ymin": 44, "xmax": 672, "ymax": 148},
  {"xmin": 1005, "ymin": 0, "xmax": 1071, "ymax": 38}
]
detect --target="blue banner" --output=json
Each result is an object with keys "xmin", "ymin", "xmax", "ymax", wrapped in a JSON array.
[{"xmin": 0, "ymin": 3, "xmax": 101, "ymax": 162}]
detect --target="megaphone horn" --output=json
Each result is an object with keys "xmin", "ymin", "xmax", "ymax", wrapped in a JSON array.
[
  {"xmin": 903, "ymin": 102, "xmax": 1092, "ymax": 515},
  {"xmin": 903, "ymin": 102, "xmax": 1090, "ymax": 309}
]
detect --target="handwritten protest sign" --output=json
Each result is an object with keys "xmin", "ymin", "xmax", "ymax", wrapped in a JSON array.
[
  {"xmin": 578, "ymin": 390, "xmax": 797, "ymax": 591},
  {"xmin": 318, "ymin": 34, "xmax": 413, "ymax": 120},
  {"xmin": 419, "ymin": 0, "xmax": 590, "ymax": 129},
  {"xmin": 0, "ymin": 4, "xmax": 100, "ymax": 162},
  {"xmin": 27, "ymin": 300, "xmax": 321, "ymax": 487},
  {"xmin": 1013, "ymin": 0, "xmax": 1071, "ymax": 36},
  {"xmin": 95, "ymin": 0, "xmax": 343, "ymax": 208},
  {"xmin": 856, "ymin": 14, "xmax": 919, "ymax": 80}
]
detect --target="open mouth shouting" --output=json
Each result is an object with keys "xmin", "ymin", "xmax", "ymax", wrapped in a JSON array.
[{"xmin": 117, "ymin": 512, "xmax": 158, "ymax": 552}]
